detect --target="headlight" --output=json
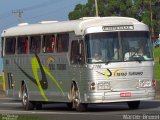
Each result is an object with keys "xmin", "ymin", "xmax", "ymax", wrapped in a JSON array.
[
  {"xmin": 139, "ymin": 80, "xmax": 152, "ymax": 88},
  {"xmin": 97, "ymin": 82, "xmax": 110, "ymax": 90}
]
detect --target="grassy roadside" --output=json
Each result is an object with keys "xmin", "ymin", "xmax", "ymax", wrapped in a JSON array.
[
  {"xmin": 0, "ymin": 76, "xmax": 4, "ymax": 97},
  {"xmin": 154, "ymin": 47, "xmax": 160, "ymax": 99},
  {"xmin": 154, "ymin": 47, "xmax": 160, "ymax": 80},
  {"xmin": 0, "ymin": 115, "xmax": 45, "ymax": 120}
]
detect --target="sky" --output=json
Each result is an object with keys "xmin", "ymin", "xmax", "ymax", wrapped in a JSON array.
[{"xmin": 0, "ymin": 0, "xmax": 87, "ymax": 75}]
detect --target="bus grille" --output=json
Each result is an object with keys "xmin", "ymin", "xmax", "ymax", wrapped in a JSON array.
[{"xmin": 110, "ymin": 80, "xmax": 138, "ymax": 91}]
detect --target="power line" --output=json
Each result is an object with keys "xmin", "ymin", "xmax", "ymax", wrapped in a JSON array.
[
  {"xmin": 12, "ymin": 9, "xmax": 23, "ymax": 23},
  {"xmin": 22, "ymin": 0, "xmax": 57, "ymax": 11},
  {"xmin": 0, "ymin": 0, "xmax": 86, "ymax": 29},
  {"xmin": 0, "ymin": 0, "xmax": 58, "ymax": 21},
  {"xmin": 24, "ymin": 0, "xmax": 68, "ymax": 21}
]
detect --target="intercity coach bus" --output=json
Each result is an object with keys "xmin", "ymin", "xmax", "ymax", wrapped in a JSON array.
[{"xmin": 1, "ymin": 17, "xmax": 155, "ymax": 111}]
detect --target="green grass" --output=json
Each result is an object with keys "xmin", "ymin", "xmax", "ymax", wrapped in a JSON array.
[
  {"xmin": 0, "ymin": 115, "xmax": 45, "ymax": 120},
  {"xmin": 17, "ymin": 116, "xmax": 45, "ymax": 120},
  {"xmin": 154, "ymin": 47, "xmax": 160, "ymax": 80}
]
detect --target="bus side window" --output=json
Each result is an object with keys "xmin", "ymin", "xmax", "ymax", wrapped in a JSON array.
[
  {"xmin": 42, "ymin": 35, "xmax": 55, "ymax": 53},
  {"xmin": 5, "ymin": 37, "xmax": 16, "ymax": 55},
  {"xmin": 56, "ymin": 33, "xmax": 69, "ymax": 52},
  {"xmin": 17, "ymin": 37, "xmax": 28, "ymax": 54},
  {"xmin": 30, "ymin": 36, "xmax": 41, "ymax": 54}
]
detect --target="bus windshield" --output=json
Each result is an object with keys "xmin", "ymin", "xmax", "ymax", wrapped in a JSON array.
[{"xmin": 85, "ymin": 31, "xmax": 153, "ymax": 63}]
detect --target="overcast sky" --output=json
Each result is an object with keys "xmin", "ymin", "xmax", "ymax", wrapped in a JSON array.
[{"xmin": 0, "ymin": 0, "xmax": 87, "ymax": 74}]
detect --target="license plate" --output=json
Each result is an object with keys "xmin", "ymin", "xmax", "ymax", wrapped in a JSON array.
[{"xmin": 120, "ymin": 92, "xmax": 131, "ymax": 97}]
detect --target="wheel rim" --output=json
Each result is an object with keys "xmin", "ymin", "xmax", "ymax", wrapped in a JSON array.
[
  {"xmin": 72, "ymin": 86, "xmax": 80, "ymax": 108},
  {"xmin": 22, "ymin": 90, "xmax": 28, "ymax": 106}
]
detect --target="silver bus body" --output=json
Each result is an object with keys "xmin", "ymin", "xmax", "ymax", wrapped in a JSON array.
[{"xmin": 1, "ymin": 17, "xmax": 155, "ymax": 111}]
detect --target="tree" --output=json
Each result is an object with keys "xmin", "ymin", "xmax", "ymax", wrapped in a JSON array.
[
  {"xmin": 68, "ymin": 0, "xmax": 160, "ymax": 36},
  {"xmin": 68, "ymin": 1, "xmax": 95, "ymax": 20}
]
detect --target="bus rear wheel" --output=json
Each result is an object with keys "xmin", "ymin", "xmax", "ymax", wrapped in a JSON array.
[
  {"xmin": 71, "ymin": 83, "xmax": 87, "ymax": 112},
  {"xmin": 22, "ymin": 84, "xmax": 34, "ymax": 110}
]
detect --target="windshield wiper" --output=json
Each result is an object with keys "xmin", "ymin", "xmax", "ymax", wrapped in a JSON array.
[
  {"xmin": 130, "ymin": 56, "xmax": 143, "ymax": 63},
  {"xmin": 135, "ymin": 57, "xmax": 142, "ymax": 63}
]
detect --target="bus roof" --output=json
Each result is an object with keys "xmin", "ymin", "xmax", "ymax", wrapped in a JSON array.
[{"xmin": 1, "ymin": 16, "xmax": 147, "ymax": 37}]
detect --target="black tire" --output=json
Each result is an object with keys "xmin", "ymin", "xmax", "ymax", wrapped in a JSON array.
[
  {"xmin": 75, "ymin": 103, "xmax": 88, "ymax": 112},
  {"xmin": 22, "ymin": 84, "xmax": 34, "ymax": 110},
  {"xmin": 71, "ymin": 83, "xmax": 87, "ymax": 112},
  {"xmin": 127, "ymin": 101, "xmax": 140, "ymax": 109},
  {"xmin": 35, "ymin": 102, "xmax": 42, "ymax": 110},
  {"xmin": 66, "ymin": 103, "xmax": 73, "ymax": 110}
]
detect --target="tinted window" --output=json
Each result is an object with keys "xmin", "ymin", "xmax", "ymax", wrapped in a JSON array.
[
  {"xmin": 85, "ymin": 32, "xmax": 119, "ymax": 63},
  {"xmin": 30, "ymin": 36, "xmax": 41, "ymax": 54},
  {"xmin": 56, "ymin": 33, "xmax": 69, "ymax": 52},
  {"xmin": 70, "ymin": 40, "xmax": 85, "ymax": 64},
  {"xmin": 70, "ymin": 40, "xmax": 79, "ymax": 64},
  {"xmin": 5, "ymin": 37, "xmax": 16, "ymax": 55},
  {"xmin": 42, "ymin": 35, "xmax": 55, "ymax": 53},
  {"xmin": 17, "ymin": 37, "xmax": 29, "ymax": 54},
  {"xmin": 121, "ymin": 31, "xmax": 153, "ymax": 61}
]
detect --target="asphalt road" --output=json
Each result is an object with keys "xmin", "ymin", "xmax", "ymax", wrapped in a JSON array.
[{"xmin": 0, "ymin": 97, "xmax": 160, "ymax": 120}]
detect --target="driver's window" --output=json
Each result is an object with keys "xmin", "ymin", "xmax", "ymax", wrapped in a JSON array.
[
  {"xmin": 70, "ymin": 40, "xmax": 79, "ymax": 64},
  {"xmin": 70, "ymin": 40, "xmax": 85, "ymax": 64}
]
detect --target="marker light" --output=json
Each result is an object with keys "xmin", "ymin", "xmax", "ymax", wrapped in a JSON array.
[{"xmin": 90, "ymin": 82, "xmax": 96, "ymax": 90}]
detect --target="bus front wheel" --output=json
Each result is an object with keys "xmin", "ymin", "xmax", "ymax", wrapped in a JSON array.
[
  {"xmin": 127, "ymin": 101, "xmax": 140, "ymax": 109},
  {"xmin": 22, "ymin": 84, "xmax": 34, "ymax": 110}
]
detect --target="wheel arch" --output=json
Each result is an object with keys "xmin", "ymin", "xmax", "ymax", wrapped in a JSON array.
[
  {"xmin": 72, "ymin": 81, "xmax": 78, "ymax": 89},
  {"xmin": 68, "ymin": 80, "xmax": 79, "ymax": 101}
]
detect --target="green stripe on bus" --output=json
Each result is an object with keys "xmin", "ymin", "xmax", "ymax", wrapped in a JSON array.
[
  {"xmin": 31, "ymin": 56, "xmax": 64, "ymax": 101},
  {"xmin": 42, "ymin": 66, "xmax": 64, "ymax": 95},
  {"xmin": 31, "ymin": 57, "xmax": 48, "ymax": 101}
]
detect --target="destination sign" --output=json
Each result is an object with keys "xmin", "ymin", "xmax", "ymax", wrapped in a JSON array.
[{"xmin": 102, "ymin": 25, "xmax": 134, "ymax": 31}]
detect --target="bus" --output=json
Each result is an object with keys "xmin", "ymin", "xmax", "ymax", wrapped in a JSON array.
[{"xmin": 1, "ymin": 17, "xmax": 155, "ymax": 112}]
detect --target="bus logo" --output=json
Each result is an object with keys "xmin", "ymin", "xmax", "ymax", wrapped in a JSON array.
[
  {"xmin": 96, "ymin": 69, "xmax": 112, "ymax": 79},
  {"xmin": 96, "ymin": 69, "xmax": 125, "ymax": 79}
]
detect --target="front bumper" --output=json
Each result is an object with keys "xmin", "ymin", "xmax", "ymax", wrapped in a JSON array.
[{"xmin": 82, "ymin": 89, "xmax": 155, "ymax": 103}]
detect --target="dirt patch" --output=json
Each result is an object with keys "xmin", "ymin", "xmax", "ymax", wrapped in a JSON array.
[
  {"xmin": 0, "ymin": 84, "xmax": 5, "ymax": 97},
  {"xmin": 0, "ymin": 84, "xmax": 2, "ymax": 89},
  {"xmin": 155, "ymin": 80, "xmax": 160, "ymax": 100}
]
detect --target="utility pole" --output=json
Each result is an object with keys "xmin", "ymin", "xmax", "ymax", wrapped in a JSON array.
[
  {"xmin": 12, "ymin": 9, "xmax": 23, "ymax": 23},
  {"xmin": 95, "ymin": 0, "xmax": 99, "ymax": 17},
  {"xmin": 149, "ymin": 0, "xmax": 154, "ymax": 38}
]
